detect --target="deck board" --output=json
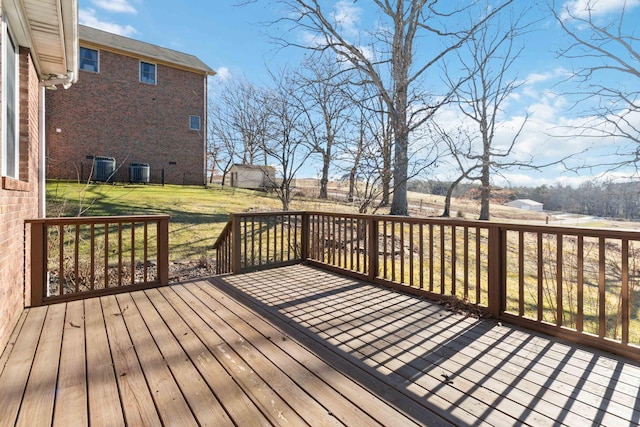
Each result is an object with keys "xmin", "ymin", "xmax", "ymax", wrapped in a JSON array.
[
  {"xmin": 0, "ymin": 307, "xmax": 48, "ymax": 425},
  {"xmin": 114, "ymin": 292, "xmax": 199, "ymax": 426},
  {"xmin": 151, "ymin": 287, "xmax": 273, "ymax": 426},
  {"xmin": 52, "ymin": 300, "xmax": 88, "ymax": 427},
  {"xmin": 170, "ymin": 283, "xmax": 316, "ymax": 426},
  {"xmin": 84, "ymin": 297, "xmax": 125, "ymax": 426},
  {"xmin": 16, "ymin": 304, "xmax": 65, "ymax": 427},
  {"xmin": 101, "ymin": 294, "xmax": 162, "ymax": 426},
  {"xmin": 1, "ymin": 264, "xmax": 640, "ymax": 426},
  {"xmin": 129, "ymin": 289, "xmax": 234, "ymax": 426}
]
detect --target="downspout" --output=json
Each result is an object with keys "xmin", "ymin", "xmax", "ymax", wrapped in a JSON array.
[
  {"xmin": 38, "ymin": 72, "xmax": 74, "ymax": 217},
  {"xmin": 204, "ymin": 74, "xmax": 208, "ymax": 186},
  {"xmin": 38, "ymin": 85, "xmax": 46, "ymax": 217}
]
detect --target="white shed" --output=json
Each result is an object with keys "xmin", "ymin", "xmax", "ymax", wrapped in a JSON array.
[
  {"xmin": 505, "ymin": 199, "xmax": 544, "ymax": 212},
  {"xmin": 229, "ymin": 164, "xmax": 276, "ymax": 189}
]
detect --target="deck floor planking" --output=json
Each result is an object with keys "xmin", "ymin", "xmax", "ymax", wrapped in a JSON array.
[{"xmin": 1, "ymin": 264, "xmax": 639, "ymax": 426}]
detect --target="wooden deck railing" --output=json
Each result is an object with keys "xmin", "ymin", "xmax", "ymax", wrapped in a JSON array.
[
  {"xmin": 214, "ymin": 211, "xmax": 640, "ymax": 360},
  {"xmin": 214, "ymin": 212, "xmax": 306, "ymax": 273},
  {"xmin": 27, "ymin": 215, "xmax": 169, "ymax": 306}
]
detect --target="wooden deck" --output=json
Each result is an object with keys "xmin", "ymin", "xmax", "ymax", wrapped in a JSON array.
[{"xmin": 1, "ymin": 265, "xmax": 639, "ymax": 426}]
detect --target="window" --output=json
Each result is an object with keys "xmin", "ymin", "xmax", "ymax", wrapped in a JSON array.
[
  {"xmin": 140, "ymin": 61, "xmax": 156, "ymax": 84},
  {"xmin": 2, "ymin": 16, "xmax": 18, "ymax": 179},
  {"xmin": 79, "ymin": 47, "xmax": 99, "ymax": 72},
  {"xmin": 189, "ymin": 115, "xmax": 201, "ymax": 131}
]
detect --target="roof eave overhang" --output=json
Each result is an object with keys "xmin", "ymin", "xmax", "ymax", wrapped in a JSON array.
[{"xmin": 4, "ymin": 0, "xmax": 78, "ymax": 88}]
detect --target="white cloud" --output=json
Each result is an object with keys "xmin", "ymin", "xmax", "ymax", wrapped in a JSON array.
[
  {"xmin": 216, "ymin": 67, "xmax": 231, "ymax": 81},
  {"xmin": 522, "ymin": 68, "xmax": 568, "ymax": 85},
  {"xmin": 91, "ymin": 0, "xmax": 137, "ymax": 14},
  {"xmin": 333, "ymin": 0, "xmax": 361, "ymax": 36},
  {"xmin": 425, "ymin": 74, "xmax": 640, "ymax": 189},
  {"xmin": 560, "ymin": 0, "xmax": 640, "ymax": 20},
  {"xmin": 80, "ymin": 8, "xmax": 137, "ymax": 37}
]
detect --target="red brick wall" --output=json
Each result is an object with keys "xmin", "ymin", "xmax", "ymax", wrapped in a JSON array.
[
  {"xmin": 45, "ymin": 48, "xmax": 207, "ymax": 185},
  {"xmin": 0, "ymin": 48, "xmax": 40, "ymax": 352}
]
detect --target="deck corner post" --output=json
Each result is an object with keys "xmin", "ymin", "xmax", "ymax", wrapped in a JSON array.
[
  {"xmin": 231, "ymin": 214, "xmax": 242, "ymax": 274},
  {"xmin": 368, "ymin": 217, "xmax": 379, "ymax": 282},
  {"xmin": 157, "ymin": 216, "xmax": 170, "ymax": 286},
  {"xmin": 28, "ymin": 221, "xmax": 45, "ymax": 307},
  {"xmin": 487, "ymin": 225, "xmax": 505, "ymax": 318},
  {"xmin": 301, "ymin": 212, "xmax": 309, "ymax": 261}
]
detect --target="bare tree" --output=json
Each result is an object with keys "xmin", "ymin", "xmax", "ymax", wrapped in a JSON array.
[
  {"xmin": 339, "ymin": 77, "xmax": 393, "ymax": 209},
  {"xmin": 443, "ymin": 5, "xmax": 531, "ymax": 220},
  {"xmin": 265, "ymin": 0, "xmax": 513, "ymax": 215},
  {"xmin": 209, "ymin": 78, "xmax": 269, "ymax": 179},
  {"xmin": 552, "ymin": 0, "xmax": 640, "ymax": 172},
  {"xmin": 294, "ymin": 57, "xmax": 354, "ymax": 198},
  {"xmin": 338, "ymin": 85, "xmax": 385, "ymax": 213},
  {"xmin": 432, "ymin": 125, "xmax": 482, "ymax": 217},
  {"xmin": 208, "ymin": 100, "xmax": 240, "ymax": 185},
  {"xmin": 262, "ymin": 69, "xmax": 315, "ymax": 210}
]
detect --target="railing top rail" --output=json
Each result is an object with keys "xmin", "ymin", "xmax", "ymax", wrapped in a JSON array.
[
  {"xmin": 26, "ymin": 214, "xmax": 170, "ymax": 225},
  {"xmin": 494, "ymin": 221, "xmax": 640, "ymax": 238},
  {"xmin": 213, "ymin": 219, "xmax": 233, "ymax": 250},
  {"xmin": 231, "ymin": 211, "xmax": 306, "ymax": 219},
  {"xmin": 235, "ymin": 210, "xmax": 640, "ymax": 240}
]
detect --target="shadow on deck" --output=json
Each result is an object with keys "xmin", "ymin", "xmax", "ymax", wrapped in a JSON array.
[{"xmin": 1, "ymin": 264, "xmax": 639, "ymax": 426}]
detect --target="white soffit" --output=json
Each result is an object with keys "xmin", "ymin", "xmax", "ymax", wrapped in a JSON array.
[{"xmin": 4, "ymin": 0, "xmax": 77, "ymax": 81}]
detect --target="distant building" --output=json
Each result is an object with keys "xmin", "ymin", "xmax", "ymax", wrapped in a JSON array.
[
  {"xmin": 45, "ymin": 25, "xmax": 215, "ymax": 185},
  {"xmin": 505, "ymin": 199, "xmax": 544, "ymax": 212},
  {"xmin": 229, "ymin": 164, "xmax": 276, "ymax": 189}
]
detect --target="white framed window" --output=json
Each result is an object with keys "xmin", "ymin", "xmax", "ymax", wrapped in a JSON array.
[
  {"xmin": 189, "ymin": 115, "xmax": 201, "ymax": 131},
  {"xmin": 140, "ymin": 61, "xmax": 156, "ymax": 84},
  {"xmin": 2, "ymin": 14, "xmax": 19, "ymax": 179},
  {"xmin": 79, "ymin": 47, "xmax": 99, "ymax": 72}
]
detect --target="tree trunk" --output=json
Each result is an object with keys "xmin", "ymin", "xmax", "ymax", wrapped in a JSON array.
[
  {"xmin": 319, "ymin": 152, "xmax": 330, "ymax": 199},
  {"xmin": 389, "ymin": 3, "xmax": 410, "ymax": 217},
  {"xmin": 442, "ymin": 176, "xmax": 465, "ymax": 217},
  {"xmin": 390, "ymin": 91, "xmax": 409, "ymax": 216},
  {"xmin": 479, "ymin": 162, "xmax": 490, "ymax": 220},
  {"xmin": 381, "ymin": 137, "xmax": 391, "ymax": 206},
  {"xmin": 391, "ymin": 142, "xmax": 408, "ymax": 216},
  {"xmin": 281, "ymin": 182, "xmax": 290, "ymax": 211},
  {"xmin": 347, "ymin": 167, "xmax": 356, "ymax": 202}
]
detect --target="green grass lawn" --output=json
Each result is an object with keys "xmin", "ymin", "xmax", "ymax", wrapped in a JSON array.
[{"xmin": 46, "ymin": 181, "xmax": 356, "ymax": 262}]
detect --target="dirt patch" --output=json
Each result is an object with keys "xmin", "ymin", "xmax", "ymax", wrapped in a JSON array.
[
  {"xmin": 169, "ymin": 258, "xmax": 217, "ymax": 282},
  {"xmin": 437, "ymin": 295, "xmax": 490, "ymax": 319}
]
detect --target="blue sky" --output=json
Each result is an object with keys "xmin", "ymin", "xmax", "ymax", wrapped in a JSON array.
[
  {"xmin": 78, "ymin": 0, "xmax": 640, "ymax": 188},
  {"xmin": 78, "ymin": 1, "xmax": 285, "ymax": 83}
]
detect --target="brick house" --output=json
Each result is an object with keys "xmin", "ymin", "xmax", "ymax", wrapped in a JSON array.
[
  {"xmin": 45, "ymin": 25, "xmax": 214, "ymax": 185},
  {"xmin": 0, "ymin": 0, "xmax": 78, "ymax": 353}
]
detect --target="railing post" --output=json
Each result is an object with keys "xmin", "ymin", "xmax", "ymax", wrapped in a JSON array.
[
  {"xmin": 368, "ymin": 217, "xmax": 378, "ymax": 282},
  {"xmin": 231, "ymin": 214, "xmax": 242, "ymax": 273},
  {"xmin": 301, "ymin": 212, "xmax": 309, "ymax": 261},
  {"xmin": 157, "ymin": 216, "xmax": 170, "ymax": 286},
  {"xmin": 487, "ymin": 225, "xmax": 505, "ymax": 318},
  {"xmin": 29, "ymin": 221, "xmax": 45, "ymax": 307}
]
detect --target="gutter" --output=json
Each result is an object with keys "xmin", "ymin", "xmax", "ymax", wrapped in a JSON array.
[{"xmin": 40, "ymin": 72, "xmax": 75, "ymax": 90}]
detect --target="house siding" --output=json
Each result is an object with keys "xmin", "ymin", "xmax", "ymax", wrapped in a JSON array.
[
  {"xmin": 45, "ymin": 48, "xmax": 207, "ymax": 185},
  {"xmin": 0, "ymin": 47, "xmax": 40, "ymax": 352}
]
